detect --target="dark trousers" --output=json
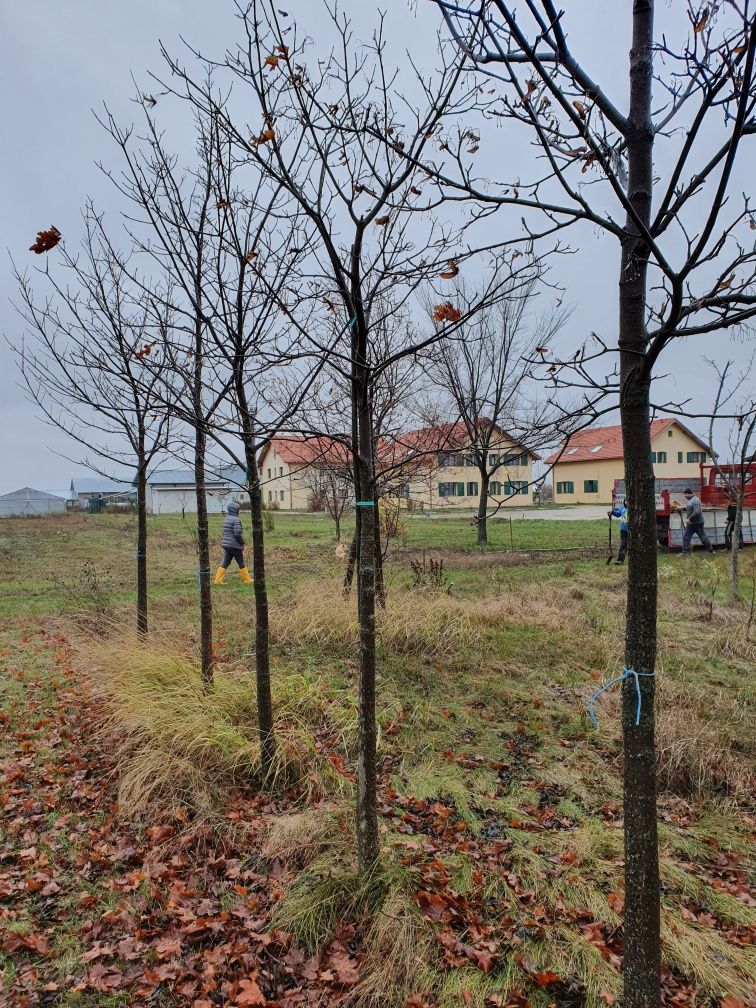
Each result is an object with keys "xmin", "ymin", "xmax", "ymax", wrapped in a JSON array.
[
  {"xmin": 221, "ymin": 547, "xmax": 245, "ymax": 569},
  {"xmin": 617, "ymin": 528, "xmax": 628, "ymax": 562},
  {"xmin": 724, "ymin": 521, "xmax": 743, "ymax": 551},
  {"xmin": 682, "ymin": 521, "xmax": 713, "ymax": 553}
]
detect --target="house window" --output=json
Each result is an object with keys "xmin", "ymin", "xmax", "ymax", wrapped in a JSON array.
[
  {"xmin": 687, "ymin": 451, "xmax": 706, "ymax": 463},
  {"xmin": 467, "ymin": 481, "xmax": 479, "ymax": 496},
  {"xmin": 584, "ymin": 480, "xmax": 599, "ymax": 493},
  {"xmin": 439, "ymin": 482, "xmax": 465, "ymax": 497},
  {"xmin": 650, "ymin": 452, "xmax": 656, "ymax": 463},
  {"xmin": 267, "ymin": 468, "xmax": 271, "ymax": 479},
  {"xmin": 678, "ymin": 451, "xmax": 683, "ymax": 463},
  {"xmin": 668, "ymin": 429, "xmax": 673, "ymax": 437},
  {"xmin": 556, "ymin": 481, "xmax": 574, "ymax": 494},
  {"xmin": 489, "ymin": 453, "xmax": 498, "ymax": 467},
  {"xmin": 490, "ymin": 481, "xmax": 502, "ymax": 495},
  {"xmin": 437, "ymin": 452, "xmax": 453, "ymax": 467},
  {"xmin": 279, "ymin": 466, "xmax": 283, "ymax": 477},
  {"xmin": 268, "ymin": 490, "xmax": 272, "ymax": 501},
  {"xmin": 280, "ymin": 490, "xmax": 285, "ymax": 501},
  {"xmin": 656, "ymin": 451, "xmax": 667, "ymax": 463}
]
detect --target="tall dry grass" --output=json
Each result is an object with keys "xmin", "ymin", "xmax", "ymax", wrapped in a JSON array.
[
  {"xmin": 77, "ymin": 630, "xmax": 357, "ymax": 820},
  {"xmin": 270, "ymin": 579, "xmax": 479, "ymax": 657}
]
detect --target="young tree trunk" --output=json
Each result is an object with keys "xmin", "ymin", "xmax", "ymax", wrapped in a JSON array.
[
  {"xmin": 334, "ymin": 512, "xmax": 341, "ymax": 542},
  {"xmin": 618, "ymin": 4, "xmax": 660, "ymax": 1006},
  {"xmin": 352, "ymin": 325, "xmax": 379, "ymax": 874},
  {"xmin": 243, "ymin": 437, "xmax": 276, "ymax": 780},
  {"xmin": 343, "ymin": 534, "xmax": 357, "ymax": 594},
  {"xmin": 373, "ymin": 495, "xmax": 386, "ymax": 608},
  {"xmin": 477, "ymin": 471, "xmax": 490, "ymax": 545},
  {"xmin": 194, "ymin": 423, "xmax": 214, "ymax": 686},
  {"xmin": 730, "ymin": 492, "xmax": 744, "ymax": 603},
  {"xmin": 136, "ymin": 454, "xmax": 148, "ymax": 637}
]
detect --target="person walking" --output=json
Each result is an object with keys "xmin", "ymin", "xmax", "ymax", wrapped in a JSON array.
[
  {"xmin": 214, "ymin": 501, "xmax": 253, "ymax": 584},
  {"xmin": 674, "ymin": 488, "xmax": 715, "ymax": 555},
  {"xmin": 608, "ymin": 497, "xmax": 628, "ymax": 564}
]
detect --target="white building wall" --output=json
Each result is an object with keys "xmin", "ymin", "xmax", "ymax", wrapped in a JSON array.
[{"xmin": 150, "ymin": 486, "xmax": 244, "ymax": 515}]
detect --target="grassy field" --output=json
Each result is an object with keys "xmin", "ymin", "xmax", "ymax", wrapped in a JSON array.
[{"xmin": 0, "ymin": 512, "xmax": 754, "ymax": 1007}]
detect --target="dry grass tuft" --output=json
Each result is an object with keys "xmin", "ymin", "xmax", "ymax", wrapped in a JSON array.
[
  {"xmin": 271, "ymin": 579, "xmax": 479, "ymax": 658},
  {"xmin": 262, "ymin": 807, "xmax": 346, "ymax": 866},
  {"xmin": 77, "ymin": 631, "xmax": 356, "ymax": 819},
  {"xmin": 655, "ymin": 680, "xmax": 753, "ymax": 799},
  {"xmin": 354, "ymin": 890, "xmax": 434, "ymax": 1008}
]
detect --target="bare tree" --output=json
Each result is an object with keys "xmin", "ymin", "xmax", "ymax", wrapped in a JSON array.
[
  {"xmin": 98, "ymin": 103, "xmax": 231, "ymax": 686},
  {"xmin": 159, "ymin": 0, "xmax": 547, "ymax": 871},
  {"xmin": 422, "ymin": 2, "xmax": 756, "ymax": 1003},
  {"xmin": 707, "ymin": 356, "xmax": 756, "ymax": 602},
  {"xmin": 13, "ymin": 211, "xmax": 172, "ymax": 636},
  {"xmin": 425, "ymin": 279, "xmax": 567, "ymax": 543}
]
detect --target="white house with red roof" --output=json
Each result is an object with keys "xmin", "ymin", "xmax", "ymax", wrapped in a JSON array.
[{"xmin": 544, "ymin": 419, "xmax": 711, "ymax": 504}]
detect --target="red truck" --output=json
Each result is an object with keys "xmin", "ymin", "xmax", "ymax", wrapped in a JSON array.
[{"xmin": 613, "ymin": 462, "xmax": 755, "ymax": 550}]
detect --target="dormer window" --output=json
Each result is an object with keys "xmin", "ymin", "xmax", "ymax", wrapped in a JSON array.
[
  {"xmin": 590, "ymin": 444, "xmax": 603, "ymax": 453},
  {"xmin": 567, "ymin": 448, "xmax": 578, "ymax": 455}
]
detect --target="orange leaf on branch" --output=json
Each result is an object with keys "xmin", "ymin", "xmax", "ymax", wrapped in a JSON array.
[
  {"xmin": 29, "ymin": 226, "xmax": 62, "ymax": 254},
  {"xmin": 375, "ymin": 215, "xmax": 390, "ymax": 226},
  {"xmin": 433, "ymin": 302, "xmax": 462, "ymax": 323},
  {"xmin": 265, "ymin": 55, "xmax": 279, "ymax": 69},
  {"xmin": 439, "ymin": 260, "xmax": 459, "ymax": 280},
  {"xmin": 694, "ymin": 9, "xmax": 709, "ymax": 33}
]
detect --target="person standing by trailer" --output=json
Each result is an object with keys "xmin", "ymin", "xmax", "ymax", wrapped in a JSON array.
[
  {"xmin": 214, "ymin": 501, "xmax": 253, "ymax": 584},
  {"xmin": 608, "ymin": 497, "xmax": 629, "ymax": 564},
  {"xmin": 724, "ymin": 495, "xmax": 743, "ymax": 551},
  {"xmin": 674, "ymin": 488, "xmax": 715, "ymax": 555}
]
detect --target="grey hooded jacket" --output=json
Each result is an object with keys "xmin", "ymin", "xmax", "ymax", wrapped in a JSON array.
[{"xmin": 222, "ymin": 501, "xmax": 245, "ymax": 549}]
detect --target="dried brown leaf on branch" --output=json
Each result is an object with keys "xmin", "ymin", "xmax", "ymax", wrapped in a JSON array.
[
  {"xmin": 29, "ymin": 226, "xmax": 62, "ymax": 254},
  {"xmin": 245, "ymin": 250, "xmax": 258, "ymax": 263},
  {"xmin": 375, "ymin": 215, "xmax": 390, "ymax": 226},
  {"xmin": 258, "ymin": 129, "xmax": 275, "ymax": 145},
  {"xmin": 439, "ymin": 260, "xmax": 459, "ymax": 280},
  {"xmin": 433, "ymin": 302, "xmax": 462, "ymax": 324},
  {"xmin": 716, "ymin": 274, "xmax": 735, "ymax": 291},
  {"xmin": 265, "ymin": 55, "xmax": 279, "ymax": 69},
  {"xmin": 573, "ymin": 100, "xmax": 587, "ymax": 117},
  {"xmin": 134, "ymin": 343, "xmax": 155, "ymax": 361},
  {"xmin": 275, "ymin": 44, "xmax": 290, "ymax": 56},
  {"xmin": 694, "ymin": 8, "xmax": 710, "ymax": 33}
]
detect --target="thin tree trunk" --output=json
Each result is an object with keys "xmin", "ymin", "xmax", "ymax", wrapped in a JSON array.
[
  {"xmin": 194, "ymin": 425, "xmax": 214, "ymax": 687},
  {"xmin": 244, "ymin": 438, "xmax": 276, "ymax": 780},
  {"xmin": 373, "ymin": 493, "xmax": 386, "ymax": 608},
  {"xmin": 477, "ymin": 472, "xmax": 489, "ymax": 545},
  {"xmin": 352, "ymin": 315, "xmax": 379, "ymax": 874},
  {"xmin": 136, "ymin": 454, "xmax": 148, "ymax": 637},
  {"xmin": 335, "ymin": 512, "xmax": 341, "ymax": 542},
  {"xmin": 618, "ymin": 4, "xmax": 660, "ymax": 1006},
  {"xmin": 343, "ymin": 534, "xmax": 357, "ymax": 594},
  {"xmin": 730, "ymin": 492, "xmax": 743, "ymax": 603}
]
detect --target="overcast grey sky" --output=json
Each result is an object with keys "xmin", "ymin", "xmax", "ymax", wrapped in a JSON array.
[{"xmin": 1, "ymin": 1, "xmax": 753, "ymax": 494}]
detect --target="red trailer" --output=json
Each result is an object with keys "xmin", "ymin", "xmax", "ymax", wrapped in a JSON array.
[
  {"xmin": 699, "ymin": 461, "xmax": 756, "ymax": 508},
  {"xmin": 612, "ymin": 474, "xmax": 755, "ymax": 550}
]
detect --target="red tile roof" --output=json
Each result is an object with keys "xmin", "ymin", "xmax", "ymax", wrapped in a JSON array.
[
  {"xmin": 544, "ymin": 419, "xmax": 708, "ymax": 465},
  {"xmin": 260, "ymin": 436, "xmax": 351, "ymax": 468},
  {"xmin": 261, "ymin": 422, "xmax": 540, "ymax": 472}
]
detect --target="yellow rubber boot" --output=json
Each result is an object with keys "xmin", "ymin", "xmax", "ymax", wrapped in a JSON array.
[
  {"xmin": 239, "ymin": 567, "xmax": 253, "ymax": 585},
  {"xmin": 214, "ymin": 567, "xmax": 226, "ymax": 585}
]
